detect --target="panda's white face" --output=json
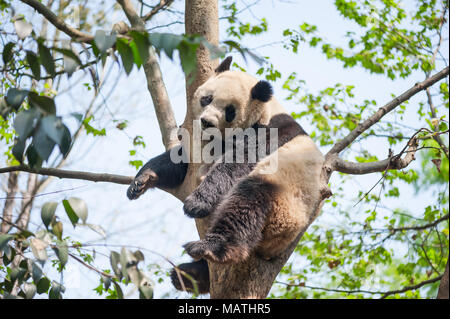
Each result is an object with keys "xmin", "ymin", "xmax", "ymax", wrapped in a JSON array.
[{"xmin": 193, "ymin": 71, "xmax": 263, "ymax": 137}]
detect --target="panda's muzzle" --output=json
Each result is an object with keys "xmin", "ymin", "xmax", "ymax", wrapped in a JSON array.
[{"xmin": 201, "ymin": 118, "xmax": 215, "ymax": 130}]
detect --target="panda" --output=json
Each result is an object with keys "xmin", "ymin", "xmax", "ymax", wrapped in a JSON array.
[{"xmin": 127, "ymin": 57, "xmax": 324, "ymax": 294}]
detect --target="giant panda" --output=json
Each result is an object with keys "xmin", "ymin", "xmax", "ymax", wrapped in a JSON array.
[{"xmin": 127, "ymin": 57, "xmax": 324, "ymax": 293}]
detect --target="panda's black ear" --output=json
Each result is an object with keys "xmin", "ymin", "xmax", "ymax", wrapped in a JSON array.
[
  {"xmin": 251, "ymin": 80, "xmax": 273, "ymax": 102},
  {"xmin": 215, "ymin": 56, "xmax": 233, "ymax": 73}
]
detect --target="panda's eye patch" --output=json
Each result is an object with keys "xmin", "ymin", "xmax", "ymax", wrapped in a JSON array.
[
  {"xmin": 200, "ymin": 95, "xmax": 213, "ymax": 107},
  {"xmin": 225, "ymin": 105, "xmax": 236, "ymax": 122}
]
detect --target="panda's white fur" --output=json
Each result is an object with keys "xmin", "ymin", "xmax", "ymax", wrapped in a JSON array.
[{"xmin": 192, "ymin": 70, "xmax": 286, "ymax": 136}]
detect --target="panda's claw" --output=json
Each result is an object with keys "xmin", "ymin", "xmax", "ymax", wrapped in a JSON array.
[{"xmin": 127, "ymin": 170, "xmax": 158, "ymax": 200}]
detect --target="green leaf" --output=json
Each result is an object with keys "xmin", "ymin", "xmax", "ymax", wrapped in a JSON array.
[
  {"xmin": 6, "ymin": 88, "xmax": 28, "ymax": 110},
  {"xmin": 149, "ymin": 33, "xmax": 182, "ymax": 59},
  {"xmin": 62, "ymin": 197, "xmax": 87, "ymax": 226},
  {"xmin": 41, "ymin": 201, "xmax": 57, "ymax": 229},
  {"xmin": 94, "ymin": 30, "xmax": 117, "ymax": 53},
  {"xmin": 22, "ymin": 282, "xmax": 37, "ymax": 299},
  {"xmin": 26, "ymin": 51, "xmax": 41, "ymax": 80},
  {"xmin": 52, "ymin": 221, "xmax": 63, "ymax": 241},
  {"xmin": 28, "ymin": 92, "xmax": 56, "ymax": 114},
  {"xmin": 10, "ymin": 267, "xmax": 27, "ymax": 283},
  {"xmin": 33, "ymin": 124, "xmax": 56, "ymax": 161},
  {"xmin": 40, "ymin": 115, "xmax": 71, "ymax": 156},
  {"xmin": 49, "ymin": 281, "xmax": 64, "ymax": 299},
  {"xmin": 110, "ymin": 251, "xmax": 122, "ymax": 278},
  {"xmin": 12, "ymin": 138, "xmax": 26, "ymax": 162},
  {"xmin": 130, "ymin": 31, "xmax": 150, "ymax": 65},
  {"xmin": 36, "ymin": 277, "xmax": 51, "ymax": 294},
  {"xmin": 26, "ymin": 144, "xmax": 43, "ymax": 168},
  {"xmin": 113, "ymin": 281, "xmax": 123, "ymax": 299},
  {"xmin": 29, "ymin": 261, "xmax": 43, "ymax": 283},
  {"xmin": 116, "ymin": 38, "xmax": 134, "ymax": 75},
  {"xmin": 13, "ymin": 107, "xmax": 40, "ymax": 140},
  {"xmin": 14, "ymin": 19, "xmax": 33, "ymax": 39},
  {"xmin": 53, "ymin": 241, "xmax": 68, "ymax": 267},
  {"xmin": 38, "ymin": 43, "xmax": 55, "ymax": 77},
  {"xmin": 2, "ymin": 42, "xmax": 15, "ymax": 65},
  {"xmin": 29, "ymin": 238, "xmax": 48, "ymax": 263},
  {"xmin": 0, "ymin": 234, "xmax": 13, "ymax": 251}
]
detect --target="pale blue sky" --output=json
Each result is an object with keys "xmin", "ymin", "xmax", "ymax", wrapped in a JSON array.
[{"xmin": 2, "ymin": 0, "xmax": 448, "ymax": 298}]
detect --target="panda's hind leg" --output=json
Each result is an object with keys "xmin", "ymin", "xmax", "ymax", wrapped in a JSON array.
[{"xmin": 183, "ymin": 176, "xmax": 279, "ymax": 263}]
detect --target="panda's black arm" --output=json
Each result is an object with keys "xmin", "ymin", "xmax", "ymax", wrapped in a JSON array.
[
  {"xmin": 127, "ymin": 145, "xmax": 188, "ymax": 200},
  {"xmin": 183, "ymin": 161, "xmax": 256, "ymax": 218}
]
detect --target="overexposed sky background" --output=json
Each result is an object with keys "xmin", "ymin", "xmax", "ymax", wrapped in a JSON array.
[{"xmin": 1, "ymin": 0, "xmax": 448, "ymax": 298}]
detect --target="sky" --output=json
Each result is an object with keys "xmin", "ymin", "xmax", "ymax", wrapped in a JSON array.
[{"xmin": 1, "ymin": 0, "xmax": 449, "ymax": 298}]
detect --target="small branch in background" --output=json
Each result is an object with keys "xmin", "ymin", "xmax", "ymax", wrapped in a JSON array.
[
  {"xmin": 142, "ymin": 0, "xmax": 174, "ymax": 22},
  {"xmin": 20, "ymin": 0, "xmax": 94, "ymax": 42},
  {"xmin": 327, "ymin": 66, "xmax": 449, "ymax": 156},
  {"xmin": 276, "ymin": 274, "xmax": 444, "ymax": 298},
  {"xmin": 0, "ymin": 165, "xmax": 133, "ymax": 185},
  {"xmin": 1, "ymin": 172, "xmax": 19, "ymax": 233}
]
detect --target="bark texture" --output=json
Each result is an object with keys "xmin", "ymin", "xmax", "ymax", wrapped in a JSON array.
[{"xmin": 437, "ymin": 257, "xmax": 449, "ymax": 299}]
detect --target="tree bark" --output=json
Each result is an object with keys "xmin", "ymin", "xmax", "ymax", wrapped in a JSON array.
[{"xmin": 437, "ymin": 257, "xmax": 449, "ymax": 299}]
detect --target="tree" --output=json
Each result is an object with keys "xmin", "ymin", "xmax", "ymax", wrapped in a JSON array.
[{"xmin": 0, "ymin": 0, "xmax": 448, "ymax": 299}]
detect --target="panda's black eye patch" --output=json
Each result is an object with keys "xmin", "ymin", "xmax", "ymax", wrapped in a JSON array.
[
  {"xmin": 200, "ymin": 95, "xmax": 213, "ymax": 107},
  {"xmin": 225, "ymin": 105, "xmax": 236, "ymax": 122}
]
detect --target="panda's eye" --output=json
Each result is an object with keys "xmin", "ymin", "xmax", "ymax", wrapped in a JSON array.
[
  {"xmin": 225, "ymin": 105, "xmax": 236, "ymax": 122},
  {"xmin": 200, "ymin": 95, "xmax": 213, "ymax": 107}
]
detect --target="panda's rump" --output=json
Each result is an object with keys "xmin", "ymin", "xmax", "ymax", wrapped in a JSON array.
[{"xmin": 250, "ymin": 135, "xmax": 324, "ymax": 256}]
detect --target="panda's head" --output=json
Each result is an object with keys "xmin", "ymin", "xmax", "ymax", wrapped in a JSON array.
[{"xmin": 192, "ymin": 56, "xmax": 273, "ymax": 137}]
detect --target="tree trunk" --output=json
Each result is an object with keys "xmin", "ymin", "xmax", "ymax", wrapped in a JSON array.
[
  {"xmin": 182, "ymin": 0, "xmax": 328, "ymax": 298},
  {"xmin": 437, "ymin": 257, "xmax": 449, "ymax": 299}
]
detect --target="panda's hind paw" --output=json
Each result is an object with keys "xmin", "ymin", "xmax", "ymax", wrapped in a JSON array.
[
  {"xmin": 183, "ymin": 194, "xmax": 213, "ymax": 218},
  {"xmin": 183, "ymin": 238, "xmax": 247, "ymax": 264}
]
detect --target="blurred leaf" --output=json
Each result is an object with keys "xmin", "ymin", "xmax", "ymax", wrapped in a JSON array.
[
  {"xmin": 6, "ymin": 88, "xmax": 28, "ymax": 110},
  {"xmin": 28, "ymin": 92, "xmax": 56, "ymax": 114},
  {"xmin": 94, "ymin": 30, "xmax": 117, "ymax": 53},
  {"xmin": 62, "ymin": 197, "xmax": 88, "ymax": 226},
  {"xmin": 26, "ymin": 51, "xmax": 41, "ymax": 80},
  {"xmin": 22, "ymin": 282, "xmax": 37, "ymax": 299},
  {"xmin": 2, "ymin": 42, "xmax": 14, "ymax": 65},
  {"xmin": 53, "ymin": 241, "xmax": 68, "ymax": 267},
  {"xmin": 14, "ymin": 19, "xmax": 33, "ymax": 39},
  {"xmin": 0, "ymin": 234, "xmax": 13, "ymax": 251},
  {"xmin": 38, "ymin": 43, "xmax": 55, "ymax": 77},
  {"xmin": 36, "ymin": 277, "xmax": 50, "ymax": 294}
]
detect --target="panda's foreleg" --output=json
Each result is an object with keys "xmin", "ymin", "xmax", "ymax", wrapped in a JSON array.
[
  {"xmin": 183, "ymin": 162, "xmax": 255, "ymax": 218},
  {"xmin": 183, "ymin": 176, "xmax": 278, "ymax": 263},
  {"xmin": 127, "ymin": 145, "xmax": 188, "ymax": 200}
]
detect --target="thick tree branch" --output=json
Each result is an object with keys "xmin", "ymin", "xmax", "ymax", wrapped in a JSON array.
[
  {"xmin": 117, "ymin": 0, "xmax": 179, "ymax": 149},
  {"xmin": 327, "ymin": 67, "xmax": 449, "ymax": 156},
  {"xmin": 0, "ymin": 166, "xmax": 132, "ymax": 185},
  {"xmin": 333, "ymin": 136, "xmax": 419, "ymax": 175}
]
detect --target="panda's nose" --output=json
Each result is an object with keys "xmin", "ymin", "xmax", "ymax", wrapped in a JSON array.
[{"xmin": 201, "ymin": 118, "xmax": 215, "ymax": 129}]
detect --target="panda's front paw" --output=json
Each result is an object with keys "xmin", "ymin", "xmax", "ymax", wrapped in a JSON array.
[
  {"xmin": 127, "ymin": 169, "xmax": 158, "ymax": 200},
  {"xmin": 183, "ymin": 238, "xmax": 248, "ymax": 263},
  {"xmin": 183, "ymin": 193, "xmax": 213, "ymax": 218}
]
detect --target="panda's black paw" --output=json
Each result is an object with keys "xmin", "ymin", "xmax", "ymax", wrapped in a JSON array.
[
  {"xmin": 170, "ymin": 259, "xmax": 210, "ymax": 294},
  {"xmin": 127, "ymin": 169, "xmax": 158, "ymax": 200},
  {"xmin": 183, "ymin": 238, "xmax": 248, "ymax": 264},
  {"xmin": 183, "ymin": 193, "xmax": 213, "ymax": 218}
]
